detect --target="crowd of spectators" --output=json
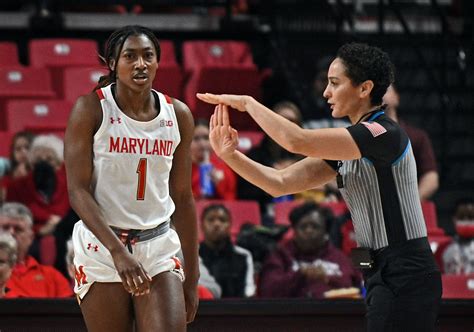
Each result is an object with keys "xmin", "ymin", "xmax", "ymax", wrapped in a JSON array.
[{"xmin": 0, "ymin": 32, "xmax": 469, "ymax": 301}]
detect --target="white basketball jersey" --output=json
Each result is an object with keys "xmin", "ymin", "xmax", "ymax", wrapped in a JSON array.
[{"xmin": 92, "ymin": 84, "xmax": 181, "ymax": 229}]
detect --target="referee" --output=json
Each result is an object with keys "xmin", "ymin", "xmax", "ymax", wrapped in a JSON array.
[{"xmin": 197, "ymin": 42, "xmax": 442, "ymax": 331}]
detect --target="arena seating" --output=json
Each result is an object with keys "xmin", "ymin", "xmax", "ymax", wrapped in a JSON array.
[
  {"xmin": 441, "ymin": 274, "xmax": 474, "ymax": 299},
  {"xmin": 63, "ymin": 66, "xmax": 108, "ymax": 102},
  {"xmin": 5, "ymin": 99, "xmax": 73, "ymax": 135},
  {"xmin": 195, "ymin": 199, "xmax": 261, "ymax": 242},
  {"xmin": 29, "ymin": 38, "xmax": 100, "ymax": 98},
  {"xmin": 0, "ymin": 42, "xmax": 21, "ymax": 67},
  {"xmin": 0, "ymin": 131, "xmax": 12, "ymax": 157},
  {"xmin": 152, "ymin": 40, "xmax": 183, "ymax": 99},
  {"xmin": 237, "ymin": 130, "xmax": 264, "ymax": 154},
  {"xmin": 0, "ymin": 67, "xmax": 55, "ymax": 130},
  {"xmin": 182, "ymin": 40, "xmax": 262, "ymax": 130}
]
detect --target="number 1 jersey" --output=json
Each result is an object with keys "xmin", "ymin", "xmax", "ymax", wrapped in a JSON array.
[{"xmin": 92, "ymin": 84, "xmax": 181, "ymax": 229}]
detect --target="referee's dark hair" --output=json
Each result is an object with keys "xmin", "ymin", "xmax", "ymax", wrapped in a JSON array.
[
  {"xmin": 337, "ymin": 42, "xmax": 395, "ymax": 107},
  {"xmin": 289, "ymin": 202, "xmax": 334, "ymax": 231}
]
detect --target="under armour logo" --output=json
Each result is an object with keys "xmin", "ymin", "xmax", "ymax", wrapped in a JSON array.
[
  {"xmin": 110, "ymin": 117, "xmax": 122, "ymax": 124},
  {"xmin": 87, "ymin": 243, "xmax": 99, "ymax": 252}
]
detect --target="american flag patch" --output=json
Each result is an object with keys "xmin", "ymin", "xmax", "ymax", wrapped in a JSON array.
[{"xmin": 361, "ymin": 121, "xmax": 387, "ymax": 137}]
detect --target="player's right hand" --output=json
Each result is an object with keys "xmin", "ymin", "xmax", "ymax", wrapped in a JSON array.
[{"xmin": 111, "ymin": 248, "xmax": 152, "ymax": 296}]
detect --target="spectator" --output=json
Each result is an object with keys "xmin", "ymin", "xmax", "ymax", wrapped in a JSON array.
[
  {"xmin": 0, "ymin": 202, "xmax": 72, "ymax": 297},
  {"xmin": 0, "ymin": 232, "xmax": 18, "ymax": 298},
  {"xmin": 383, "ymin": 84, "xmax": 439, "ymax": 200},
  {"xmin": 238, "ymin": 101, "xmax": 303, "ymax": 219},
  {"xmin": 0, "ymin": 131, "xmax": 35, "ymax": 203},
  {"xmin": 443, "ymin": 199, "xmax": 474, "ymax": 274},
  {"xmin": 5, "ymin": 134, "xmax": 70, "ymax": 237},
  {"xmin": 6, "ymin": 131, "xmax": 35, "ymax": 180},
  {"xmin": 199, "ymin": 203, "xmax": 256, "ymax": 298},
  {"xmin": 191, "ymin": 119, "xmax": 237, "ymax": 200},
  {"xmin": 198, "ymin": 257, "xmax": 222, "ymax": 299},
  {"xmin": 258, "ymin": 202, "xmax": 362, "ymax": 298}
]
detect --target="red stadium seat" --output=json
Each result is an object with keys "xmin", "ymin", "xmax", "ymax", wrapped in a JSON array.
[
  {"xmin": 0, "ymin": 42, "xmax": 21, "ymax": 67},
  {"xmin": 151, "ymin": 40, "xmax": 184, "ymax": 99},
  {"xmin": 29, "ymin": 39, "xmax": 100, "ymax": 98},
  {"xmin": 421, "ymin": 200, "xmax": 445, "ymax": 236},
  {"xmin": 29, "ymin": 38, "xmax": 99, "ymax": 68},
  {"xmin": 0, "ymin": 131, "xmax": 12, "ymax": 157},
  {"xmin": 184, "ymin": 66, "xmax": 262, "ymax": 130},
  {"xmin": 159, "ymin": 40, "xmax": 179, "ymax": 66},
  {"xmin": 273, "ymin": 200, "xmax": 304, "ymax": 227},
  {"xmin": 428, "ymin": 234, "xmax": 453, "ymax": 272},
  {"xmin": 39, "ymin": 235, "xmax": 57, "ymax": 266},
  {"xmin": 237, "ymin": 130, "xmax": 264, "ymax": 154},
  {"xmin": 182, "ymin": 40, "xmax": 255, "ymax": 72},
  {"xmin": 441, "ymin": 274, "xmax": 474, "ymax": 299},
  {"xmin": 63, "ymin": 66, "xmax": 108, "ymax": 102},
  {"xmin": 0, "ymin": 67, "xmax": 55, "ymax": 130},
  {"xmin": 0, "ymin": 67, "xmax": 54, "ymax": 99},
  {"xmin": 152, "ymin": 64, "xmax": 183, "ymax": 100},
  {"xmin": 5, "ymin": 99, "xmax": 73, "ymax": 135},
  {"xmin": 182, "ymin": 40, "xmax": 262, "ymax": 130},
  {"xmin": 195, "ymin": 199, "xmax": 261, "ymax": 242}
]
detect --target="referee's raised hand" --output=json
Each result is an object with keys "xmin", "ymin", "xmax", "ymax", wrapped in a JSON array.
[
  {"xmin": 197, "ymin": 93, "xmax": 252, "ymax": 113},
  {"xmin": 209, "ymin": 104, "xmax": 239, "ymax": 159}
]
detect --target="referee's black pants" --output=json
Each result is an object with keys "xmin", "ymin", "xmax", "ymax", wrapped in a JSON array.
[{"xmin": 364, "ymin": 238, "xmax": 442, "ymax": 332}]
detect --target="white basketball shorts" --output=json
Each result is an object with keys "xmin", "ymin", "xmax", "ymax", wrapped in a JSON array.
[{"xmin": 72, "ymin": 220, "xmax": 184, "ymax": 301}]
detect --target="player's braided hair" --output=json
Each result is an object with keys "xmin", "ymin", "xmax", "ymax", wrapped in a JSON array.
[{"xmin": 95, "ymin": 25, "xmax": 161, "ymax": 90}]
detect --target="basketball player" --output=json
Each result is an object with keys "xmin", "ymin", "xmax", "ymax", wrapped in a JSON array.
[{"xmin": 65, "ymin": 25, "xmax": 199, "ymax": 332}]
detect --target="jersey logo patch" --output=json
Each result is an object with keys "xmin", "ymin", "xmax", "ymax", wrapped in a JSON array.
[
  {"xmin": 160, "ymin": 119, "xmax": 173, "ymax": 127},
  {"xmin": 361, "ymin": 121, "xmax": 387, "ymax": 137},
  {"xmin": 110, "ymin": 117, "xmax": 122, "ymax": 124},
  {"xmin": 74, "ymin": 265, "xmax": 88, "ymax": 287},
  {"xmin": 87, "ymin": 243, "xmax": 99, "ymax": 252}
]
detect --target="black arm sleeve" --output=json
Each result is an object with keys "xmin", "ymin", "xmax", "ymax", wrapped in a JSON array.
[
  {"xmin": 323, "ymin": 159, "xmax": 339, "ymax": 171},
  {"xmin": 346, "ymin": 118, "xmax": 408, "ymax": 166}
]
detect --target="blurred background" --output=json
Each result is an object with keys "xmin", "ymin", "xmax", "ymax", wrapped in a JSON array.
[{"xmin": 0, "ymin": 1, "xmax": 472, "ymax": 331}]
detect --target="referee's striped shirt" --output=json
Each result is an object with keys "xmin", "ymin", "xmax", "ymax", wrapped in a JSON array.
[{"xmin": 325, "ymin": 110, "xmax": 427, "ymax": 250}]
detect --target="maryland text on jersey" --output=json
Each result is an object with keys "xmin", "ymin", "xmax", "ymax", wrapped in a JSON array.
[{"xmin": 108, "ymin": 136, "xmax": 174, "ymax": 156}]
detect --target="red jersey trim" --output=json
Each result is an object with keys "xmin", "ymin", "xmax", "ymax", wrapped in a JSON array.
[
  {"xmin": 96, "ymin": 89, "xmax": 105, "ymax": 100},
  {"xmin": 164, "ymin": 94, "xmax": 172, "ymax": 104}
]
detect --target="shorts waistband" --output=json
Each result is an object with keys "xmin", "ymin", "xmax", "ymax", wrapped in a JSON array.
[
  {"xmin": 111, "ymin": 220, "xmax": 170, "ymax": 253},
  {"xmin": 371, "ymin": 237, "xmax": 431, "ymax": 264}
]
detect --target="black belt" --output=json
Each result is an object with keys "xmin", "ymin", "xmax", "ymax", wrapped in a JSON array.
[
  {"xmin": 111, "ymin": 220, "xmax": 170, "ymax": 253},
  {"xmin": 371, "ymin": 237, "xmax": 431, "ymax": 266}
]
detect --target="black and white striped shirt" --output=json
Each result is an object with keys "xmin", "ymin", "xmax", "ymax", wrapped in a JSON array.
[{"xmin": 326, "ymin": 111, "xmax": 427, "ymax": 250}]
